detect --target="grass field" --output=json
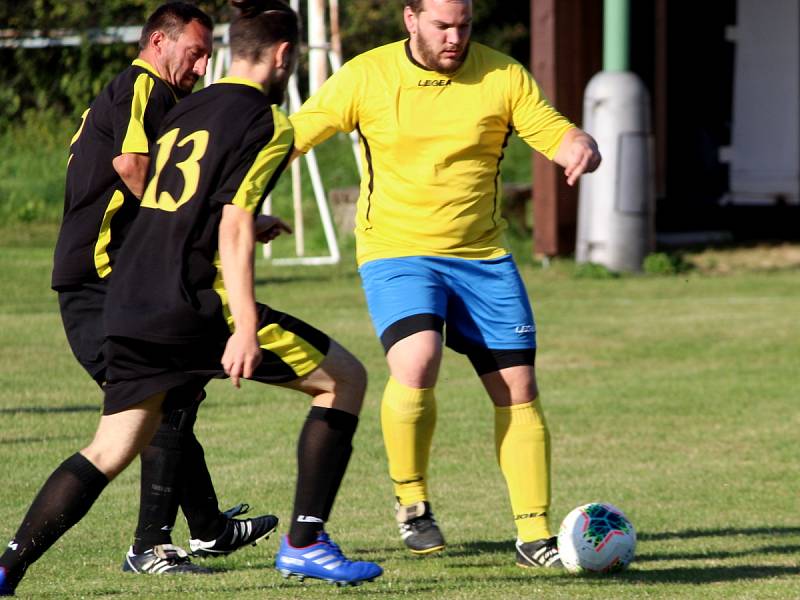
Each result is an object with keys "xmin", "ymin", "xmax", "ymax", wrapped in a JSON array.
[{"xmin": 1, "ymin": 235, "xmax": 799, "ymax": 598}]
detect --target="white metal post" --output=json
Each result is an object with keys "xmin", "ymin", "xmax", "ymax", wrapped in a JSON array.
[{"xmin": 308, "ymin": 0, "xmax": 329, "ymax": 94}]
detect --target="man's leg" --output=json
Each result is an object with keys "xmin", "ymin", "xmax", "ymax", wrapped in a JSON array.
[
  {"xmin": 57, "ymin": 286, "xmax": 209, "ymax": 566},
  {"xmin": 383, "ymin": 330, "xmax": 442, "ymax": 505},
  {"xmin": 177, "ymin": 395, "xmax": 279, "ymax": 558},
  {"xmin": 132, "ymin": 407, "xmax": 186, "ymax": 554},
  {"xmin": 0, "ymin": 394, "xmax": 165, "ymax": 594},
  {"xmin": 481, "ymin": 365, "xmax": 561, "ymax": 568},
  {"xmin": 278, "ymin": 341, "xmax": 367, "ymax": 547},
  {"xmin": 380, "ymin": 330, "xmax": 447, "ymax": 555},
  {"xmin": 358, "ymin": 258, "xmax": 450, "ymax": 555},
  {"xmin": 273, "ymin": 340, "xmax": 382, "ymax": 585},
  {"xmin": 132, "ymin": 387, "xmax": 279, "ymax": 560}
]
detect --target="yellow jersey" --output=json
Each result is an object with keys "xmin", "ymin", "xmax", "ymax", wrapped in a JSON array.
[{"xmin": 290, "ymin": 40, "xmax": 574, "ymax": 265}]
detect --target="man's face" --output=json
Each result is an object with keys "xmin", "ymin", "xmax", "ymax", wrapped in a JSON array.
[
  {"xmin": 160, "ymin": 19, "xmax": 213, "ymax": 94},
  {"xmin": 405, "ymin": 0, "xmax": 472, "ymax": 74}
]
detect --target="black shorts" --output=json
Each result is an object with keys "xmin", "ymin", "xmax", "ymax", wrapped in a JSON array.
[
  {"xmin": 103, "ymin": 305, "xmax": 331, "ymax": 415},
  {"xmin": 58, "ymin": 282, "xmax": 109, "ymax": 385}
]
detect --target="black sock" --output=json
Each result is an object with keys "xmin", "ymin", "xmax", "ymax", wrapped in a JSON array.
[
  {"xmin": 322, "ymin": 443, "xmax": 352, "ymax": 522},
  {"xmin": 135, "ymin": 389, "xmax": 226, "ymax": 545},
  {"xmin": 0, "ymin": 453, "xmax": 108, "ymax": 589},
  {"xmin": 288, "ymin": 407, "xmax": 358, "ymax": 547},
  {"xmin": 132, "ymin": 411, "xmax": 184, "ymax": 554},
  {"xmin": 179, "ymin": 431, "xmax": 226, "ymax": 541}
]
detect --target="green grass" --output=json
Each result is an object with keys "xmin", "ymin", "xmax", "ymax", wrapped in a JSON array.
[
  {"xmin": 0, "ymin": 111, "xmax": 74, "ymax": 224},
  {"xmin": 1, "ymin": 241, "xmax": 799, "ymax": 598}
]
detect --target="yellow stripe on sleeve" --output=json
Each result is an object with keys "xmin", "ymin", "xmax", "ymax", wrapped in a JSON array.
[
  {"xmin": 70, "ymin": 108, "xmax": 90, "ymax": 147},
  {"xmin": 121, "ymin": 73, "xmax": 155, "ymax": 155},
  {"xmin": 231, "ymin": 107, "xmax": 294, "ymax": 214},
  {"xmin": 94, "ymin": 189, "xmax": 126, "ymax": 278}
]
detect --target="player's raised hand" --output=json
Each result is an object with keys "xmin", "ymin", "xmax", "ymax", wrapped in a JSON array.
[
  {"xmin": 255, "ymin": 214, "xmax": 293, "ymax": 244},
  {"xmin": 221, "ymin": 330, "xmax": 262, "ymax": 387}
]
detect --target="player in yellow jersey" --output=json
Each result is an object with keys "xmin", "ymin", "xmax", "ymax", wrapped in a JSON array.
[{"xmin": 290, "ymin": 0, "xmax": 600, "ymax": 568}]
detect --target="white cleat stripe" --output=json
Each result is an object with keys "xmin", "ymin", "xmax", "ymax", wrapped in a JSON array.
[{"xmin": 315, "ymin": 555, "xmax": 336, "ymax": 564}]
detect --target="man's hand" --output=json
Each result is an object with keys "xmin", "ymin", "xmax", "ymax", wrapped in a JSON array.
[
  {"xmin": 255, "ymin": 214, "xmax": 293, "ymax": 244},
  {"xmin": 221, "ymin": 330, "xmax": 262, "ymax": 388},
  {"xmin": 554, "ymin": 128, "xmax": 602, "ymax": 187}
]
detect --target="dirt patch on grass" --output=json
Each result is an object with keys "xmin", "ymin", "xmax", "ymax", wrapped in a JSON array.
[{"xmin": 686, "ymin": 243, "xmax": 800, "ymax": 274}]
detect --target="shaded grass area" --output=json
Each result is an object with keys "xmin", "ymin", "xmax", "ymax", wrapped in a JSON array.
[{"xmin": 1, "ymin": 243, "xmax": 798, "ymax": 598}]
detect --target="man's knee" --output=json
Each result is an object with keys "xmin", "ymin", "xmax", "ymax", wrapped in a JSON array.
[
  {"xmin": 335, "ymin": 350, "xmax": 368, "ymax": 411},
  {"xmin": 386, "ymin": 330, "xmax": 443, "ymax": 388},
  {"xmin": 482, "ymin": 364, "xmax": 539, "ymax": 407},
  {"xmin": 80, "ymin": 442, "xmax": 136, "ymax": 481}
]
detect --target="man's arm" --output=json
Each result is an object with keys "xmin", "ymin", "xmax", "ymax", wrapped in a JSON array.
[
  {"xmin": 289, "ymin": 59, "xmax": 362, "ymax": 156},
  {"xmin": 552, "ymin": 127, "xmax": 602, "ymax": 187},
  {"xmin": 218, "ymin": 204, "xmax": 262, "ymax": 387},
  {"xmin": 112, "ymin": 152, "xmax": 150, "ymax": 199},
  {"xmin": 508, "ymin": 63, "xmax": 602, "ymax": 185}
]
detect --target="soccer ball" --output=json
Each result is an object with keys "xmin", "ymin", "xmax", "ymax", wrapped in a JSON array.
[{"xmin": 557, "ymin": 502, "xmax": 636, "ymax": 574}]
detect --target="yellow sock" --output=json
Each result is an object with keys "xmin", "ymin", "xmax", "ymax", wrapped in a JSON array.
[
  {"xmin": 381, "ymin": 376, "xmax": 436, "ymax": 506},
  {"xmin": 495, "ymin": 399, "xmax": 552, "ymax": 542}
]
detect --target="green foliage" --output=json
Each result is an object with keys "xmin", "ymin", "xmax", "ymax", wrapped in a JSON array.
[
  {"xmin": 338, "ymin": 1, "xmax": 405, "ymax": 59},
  {"xmin": 0, "ymin": 43, "xmax": 140, "ymax": 129},
  {"xmin": 1, "ymin": 1, "xmax": 531, "ymax": 129},
  {"xmin": 0, "ymin": 1, "xmax": 231, "ymax": 129},
  {"xmin": 643, "ymin": 251, "xmax": 692, "ymax": 275},
  {"xmin": 0, "ymin": 108, "xmax": 75, "ymax": 224},
  {"xmin": 573, "ymin": 261, "xmax": 621, "ymax": 279},
  {"xmin": 337, "ymin": 0, "xmax": 530, "ymax": 61}
]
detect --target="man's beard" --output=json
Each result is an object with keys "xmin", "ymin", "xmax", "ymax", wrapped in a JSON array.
[
  {"xmin": 265, "ymin": 70, "xmax": 290, "ymax": 106},
  {"xmin": 175, "ymin": 78, "xmax": 197, "ymax": 98},
  {"xmin": 417, "ymin": 35, "xmax": 467, "ymax": 74}
]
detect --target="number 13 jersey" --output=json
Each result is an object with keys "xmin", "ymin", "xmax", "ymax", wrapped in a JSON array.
[{"xmin": 105, "ymin": 77, "xmax": 294, "ymax": 344}]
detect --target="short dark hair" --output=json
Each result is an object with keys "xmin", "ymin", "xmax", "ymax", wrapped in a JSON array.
[
  {"xmin": 405, "ymin": 0, "xmax": 471, "ymax": 14},
  {"xmin": 229, "ymin": 0, "xmax": 299, "ymax": 62},
  {"xmin": 139, "ymin": 2, "xmax": 213, "ymax": 51}
]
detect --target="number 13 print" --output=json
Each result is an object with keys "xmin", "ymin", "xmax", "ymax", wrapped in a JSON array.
[{"xmin": 141, "ymin": 128, "xmax": 210, "ymax": 212}]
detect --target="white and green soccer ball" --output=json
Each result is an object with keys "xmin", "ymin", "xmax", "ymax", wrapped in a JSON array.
[{"xmin": 557, "ymin": 502, "xmax": 636, "ymax": 574}]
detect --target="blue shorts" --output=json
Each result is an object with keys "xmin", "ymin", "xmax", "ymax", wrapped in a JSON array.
[{"xmin": 359, "ymin": 255, "xmax": 536, "ymax": 374}]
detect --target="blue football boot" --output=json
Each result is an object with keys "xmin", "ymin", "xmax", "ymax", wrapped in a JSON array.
[
  {"xmin": 275, "ymin": 532, "xmax": 383, "ymax": 586},
  {"xmin": 0, "ymin": 566, "xmax": 14, "ymax": 596}
]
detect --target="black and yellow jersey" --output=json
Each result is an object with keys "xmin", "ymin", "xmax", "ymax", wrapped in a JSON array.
[
  {"xmin": 105, "ymin": 77, "xmax": 294, "ymax": 343},
  {"xmin": 52, "ymin": 58, "xmax": 179, "ymax": 290},
  {"xmin": 290, "ymin": 41, "xmax": 574, "ymax": 265}
]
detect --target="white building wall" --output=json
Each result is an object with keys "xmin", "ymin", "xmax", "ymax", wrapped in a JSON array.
[{"xmin": 727, "ymin": 0, "xmax": 799, "ymax": 204}]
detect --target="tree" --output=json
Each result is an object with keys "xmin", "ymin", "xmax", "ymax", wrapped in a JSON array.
[
  {"xmin": 0, "ymin": 0, "xmax": 532, "ymax": 128},
  {"xmin": 338, "ymin": 0, "xmax": 530, "ymax": 64}
]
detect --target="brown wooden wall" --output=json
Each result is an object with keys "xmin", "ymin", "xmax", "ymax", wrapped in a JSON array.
[{"xmin": 530, "ymin": 0, "xmax": 603, "ymax": 257}]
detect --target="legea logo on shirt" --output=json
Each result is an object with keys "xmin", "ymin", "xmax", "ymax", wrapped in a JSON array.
[{"xmin": 418, "ymin": 79, "xmax": 452, "ymax": 87}]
